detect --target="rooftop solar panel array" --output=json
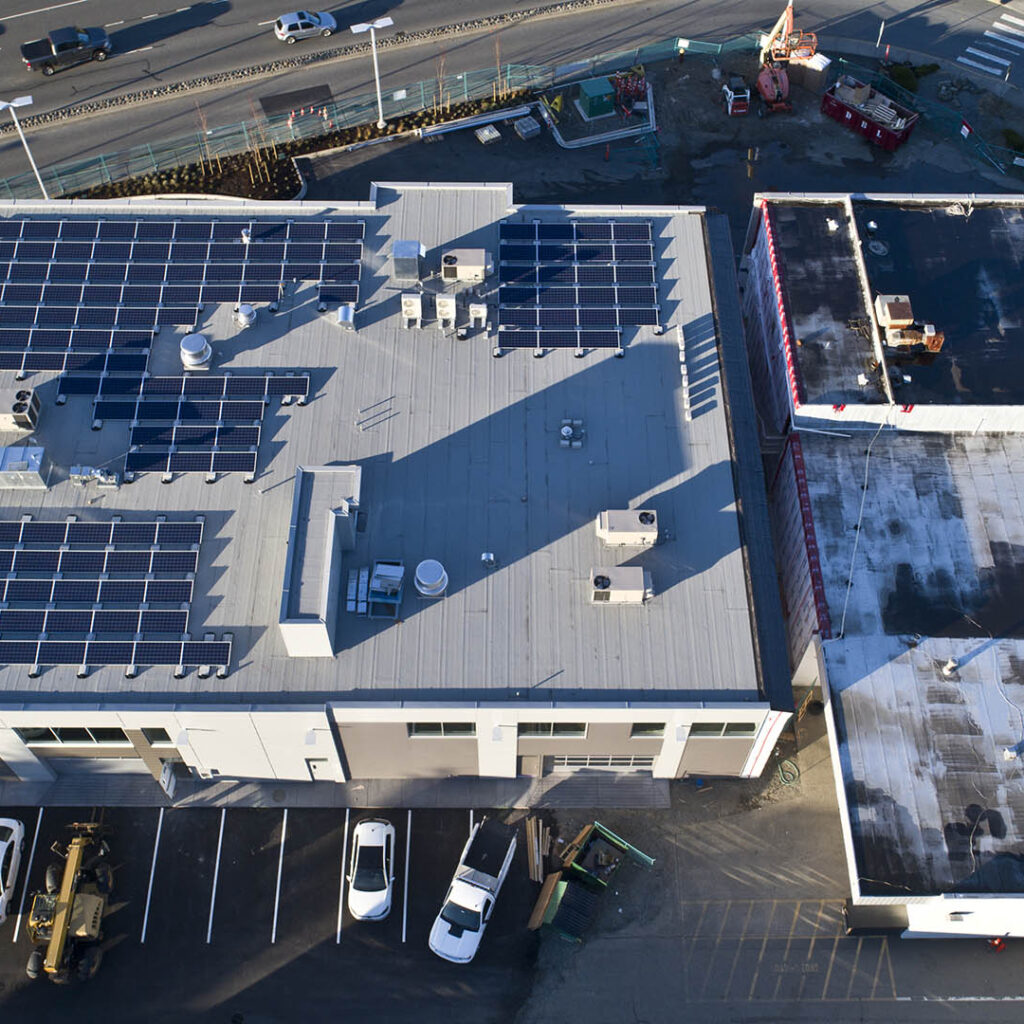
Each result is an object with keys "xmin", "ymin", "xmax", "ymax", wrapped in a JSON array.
[
  {"xmin": 0, "ymin": 515, "xmax": 228, "ymax": 670},
  {"xmin": 0, "ymin": 216, "xmax": 362, "ymax": 384},
  {"xmin": 497, "ymin": 220, "xmax": 658, "ymax": 349},
  {"xmin": 59, "ymin": 372, "xmax": 310, "ymax": 400}
]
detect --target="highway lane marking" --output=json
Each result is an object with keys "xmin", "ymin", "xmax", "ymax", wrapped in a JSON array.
[
  {"xmin": 335, "ymin": 807, "xmax": 349, "ymax": 944},
  {"xmin": 140, "ymin": 806, "xmax": 163, "ymax": 944},
  {"xmin": 968, "ymin": 46, "xmax": 1011, "ymax": 64},
  {"xmin": 11, "ymin": 807, "xmax": 43, "ymax": 944},
  {"xmin": 205, "ymin": 807, "xmax": 225, "ymax": 944},
  {"xmin": 986, "ymin": 30, "xmax": 1024, "ymax": 49},
  {"xmin": 270, "ymin": 807, "xmax": 287, "ymax": 944},
  {"xmin": 6, "ymin": 0, "xmax": 89, "ymax": 20},
  {"xmin": 143, "ymin": 12, "xmax": 159, "ymax": 17},
  {"xmin": 105, "ymin": 21, "xmax": 125, "ymax": 27},
  {"xmin": 958, "ymin": 55, "xmax": 1004, "ymax": 74},
  {"xmin": 401, "ymin": 809, "xmax": 411, "ymax": 944}
]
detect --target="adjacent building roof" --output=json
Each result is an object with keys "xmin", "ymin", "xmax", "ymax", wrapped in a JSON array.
[{"xmin": 0, "ymin": 186, "xmax": 776, "ymax": 705}]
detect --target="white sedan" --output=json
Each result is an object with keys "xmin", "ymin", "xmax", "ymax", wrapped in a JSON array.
[
  {"xmin": 347, "ymin": 819, "xmax": 395, "ymax": 921},
  {"xmin": 273, "ymin": 11, "xmax": 337, "ymax": 43},
  {"xmin": 0, "ymin": 817, "xmax": 25, "ymax": 925}
]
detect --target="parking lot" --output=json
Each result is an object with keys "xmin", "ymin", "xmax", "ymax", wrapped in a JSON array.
[{"xmin": 0, "ymin": 806, "xmax": 538, "ymax": 1024}]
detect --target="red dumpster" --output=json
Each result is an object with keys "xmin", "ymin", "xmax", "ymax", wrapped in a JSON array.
[{"xmin": 820, "ymin": 75, "xmax": 919, "ymax": 152}]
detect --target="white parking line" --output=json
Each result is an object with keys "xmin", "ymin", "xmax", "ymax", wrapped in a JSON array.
[
  {"xmin": 270, "ymin": 808, "xmax": 288, "ymax": 944},
  {"xmin": 12, "ymin": 807, "xmax": 43, "ymax": 943},
  {"xmin": 1004, "ymin": 13, "xmax": 1024, "ymax": 27},
  {"xmin": 257, "ymin": 19, "xmax": 275, "ymax": 26},
  {"xmin": 957, "ymin": 56, "xmax": 1003, "ymax": 74},
  {"xmin": 402, "ymin": 810, "xmax": 411, "ymax": 943},
  {"xmin": 105, "ymin": 21, "xmax": 125, "ymax": 27},
  {"xmin": 469, "ymin": 809, "xmax": 474, "ymax": 832},
  {"xmin": 336, "ymin": 808, "xmax": 350, "ymax": 944},
  {"xmin": 140, "ymin": 807, "xmax": 164, "ymax": 944},
  {"xmin": 206, "ymin": 808, "xmax": 226, "ymax": 944},
  {"xmin": 995, "ymin": 20, "xmax": 1024, "ymax": 38},
  {"xmin": 6, "ymin": 0, "xmax": 89, "ymax": 21}
]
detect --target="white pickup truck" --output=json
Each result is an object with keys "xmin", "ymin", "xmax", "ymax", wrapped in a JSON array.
[{"xmin": 429, "ymin": 818, "xmax": 516, "ymax": 964}]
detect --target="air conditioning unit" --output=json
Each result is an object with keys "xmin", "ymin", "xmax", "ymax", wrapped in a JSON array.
[
  {"xmin": 440, "ymin": 249, "xmax": 492, "ymax": 283},
  {"xmin": 0, "ymin": 389, "xmax": 40, "ymax": 433},
  {"xmin": 595, "ymin": 509, "xmax": 658, "ymax": 547},
  {"xmin": 590, "ymin": 566, "xmax": 653, "ymax": 605},
  {"xmin": 873, "ymin": 294, "xmax": 913, "ymax": 329},
  {"xmin": 435, "ymin": 294, "xmax": 457, "ymax": 329},
  {"xmin": 0, "ymin": 445, "xmax": 49, "ymax": 490},
  {"xmin": 401, "ymin": 293, "xmax": 423, "ymax": 328}
]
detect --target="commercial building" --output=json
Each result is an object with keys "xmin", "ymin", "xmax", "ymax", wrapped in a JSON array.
[
  {"xmin": 743, "ymin": 192, "xmax": 1024, "ymax": 937},
  {"xmin": 0, "ymin": 183, "xmax": 791, "ymax": 800}
]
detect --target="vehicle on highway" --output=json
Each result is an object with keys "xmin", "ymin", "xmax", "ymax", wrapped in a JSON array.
[
  {"xmin": 20, "ymin": 27, "xmax": 111, "ymax": 76},
  {"xmin": 273, "ymin": 11, "xmax": 337, "ymax": 43},
  {"xmin": 429, "ymin": 817, "xmax": 516, "ymax": 964},
  {"xmin": 0, "ymin": 817, "xmax": 25, "ymax": 925},
  {"xmin": 346, "ymin": 818, "xmax": 395, "ymax": 921}
]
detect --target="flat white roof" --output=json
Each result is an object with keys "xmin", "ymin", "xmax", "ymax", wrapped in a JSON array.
[{"xmin": 0, "ymin": 186, "xmax": 765, "ymax": 704}]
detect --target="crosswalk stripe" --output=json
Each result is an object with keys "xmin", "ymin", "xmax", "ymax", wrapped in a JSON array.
[
  {"xmin": 995, "ymin": 19, "xmax": 1024, "ymax": 37},
  {"xmin": 957, "ymin": 55, "xmax": 1004, "ymax": 74},
  {"xmin": 1001, "ymin": 12, "xmax": 1024, "ymax": 27},
  {"xmin": 967, "ymin": 45, "xmax": 1011, "ymax": 64},
  {"xmin": 986, "ymin": 29, "xmax": 1024, "ymax": 49}
]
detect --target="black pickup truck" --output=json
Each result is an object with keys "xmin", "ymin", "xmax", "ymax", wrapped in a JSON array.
[{"xmin": 21, "ymin": 27, "xmax": 111, "ymax": 76}]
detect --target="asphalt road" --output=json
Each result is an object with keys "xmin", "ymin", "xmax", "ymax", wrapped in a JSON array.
[{"xmin": 0, "ymin": 0, "xmax": 1021, "ymax": 187}]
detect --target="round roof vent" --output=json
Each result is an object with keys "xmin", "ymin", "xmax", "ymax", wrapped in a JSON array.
[
  {"xmin": 180, "ymin": 333, "xmax": 211, "ymax": 368},
  {"xmin": 414, "ymin": 559, "xmax": 448, "ymax": 598}
]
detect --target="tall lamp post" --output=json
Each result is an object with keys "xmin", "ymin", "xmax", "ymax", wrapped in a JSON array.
[
  {"xmin": 350, "ymin": 17, "xmax": 394, "ymax": 130},
  {"xmin": 0, "ymin": 96, "xmax": 48, "ymax": 199}
]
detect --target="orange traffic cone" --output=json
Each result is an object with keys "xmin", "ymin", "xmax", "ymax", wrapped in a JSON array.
[{"xmin": 987, "ymin": 937, "xmax": 1007, "ymax": 952}]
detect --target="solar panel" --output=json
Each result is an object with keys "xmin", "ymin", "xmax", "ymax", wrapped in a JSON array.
[
  {"xmin": 540, "ymin": 287, "xmax": 583, "ymax": 306},
  {"xmin": 538, "ymin": 309, "xmax": 583, "ymax": 328},
  {"xmin": 21, "ymin": 221, "xmax": 59, "ymax": 240},
  {"xmin": 0, "ymin": 610, "xmax": 44, "ymax": 632},
  {"xmin": 212, "ymin": 222, "xmax": 248, "ymax": 241},
  {"xmin": 574, "ymin": 222, "xmax": 613, "ymax": 240},
  {"xmin": 201, "ymin": 286, "xmax": 240, "ymax": 303},
  {"xmin": 499, "ymin": 308, "xmax": 537, "ymax": 327},
  {"xmin": 323, "ymin": 243, "xmax": 361, "ymax": 261},
  {"xmin": 239, "ymin": 285, "xmax": 282, "ymax": 303},
  {"xmin": 18, "ymin": 241, "xmax": 56, "ymax": 261},
  {"xmin": 127, "ymin": 263, "xmax": 166, "ymax": 283},
  {"xmin": 151, "ymin": 550, "xmax": 198, "ymax": 573},
  {"xmin": 0, "ymin": 639, "xmax": 227, "ymax": 666},
  {"xmin": 282, "ymin": 243, "xmax": 323, "ymax": 261},
  {"xmin": 4, "ymin": 284, "xmax": 43, "ymax": 303},
  {"xmin": 537, "ymin": 224, "xmax": 574, "ymax": 240},
  {"xmin": 574, "ymin": 266, "xmax": 616, "ymax": 284},
  {"xmin": 317, "ymin": 285, "xmax": 358, "ymax": 304},
  {"xmin": 155, "ymin": 522, "xmax": 203, "ymax": 546},
  {"xmin": 66, "ymin": 522, "xmax": 116, "ymax": 544},
  {"xmin": 2, "ymin": 581, "xmax": 53, "ymax": 603},
  {"xmin": 87, "ymin": 264, "xmax": 128, "ymax": 283},
  {"xmin": 212, "ymin": 451, "xmax": 258, "ymax": 474},
  {"xmin": 98, "ymin": 221, "xmax": 138, "ymax": 240},
  {"xmin": 243, "ymin": 263, "xmax": 284, "ymax": 283},
  {"xmin": 495, "ymin": 330, "xmax": 538, "ymax": 348},
  {"xmin": 92, "ymin": 580, "xmax": 144, "ymax": 603},
  {"xmin": 325, "ymin": 222, "xmax": 365, "ymax": 240},
  {"xmin": 614, "ymin": 243, "xmax": 655, "ymax": 261},
  {"xmin": 135, "ymin": 222, "xmax": 174, "ymax": 240},
  {"xmin": 139, "ymin": 610, "xmax": 188, "ymax": 634},
  {"xmin": 500, "ymin": 245, "xmax": 536, "ymax": 262},
  {"xmin": 252, "ymin": 222, "xmax": 288, "ymax": 241},
  {"xmin": 172, "ymin": 221, "xmax": 213, "ymax": 241},
  {"xmin": 500, "ymin": 223, "xmax": 536, "ymax": 240},
  {"xmin": 59, "ymin": 222, "xmax": 99, "ymax": 240},
  {"xmin": 144, "ymin": 580, "xmax": 193, "ymax": 603},
  {"xmin": 165, "ymin": 263, "xmax": 203, "ymax": 282},
  {"xmin": 125, "ymin": 450, "xmax": 170, "ymax": 473},
  {"xmin": 44, "ymin": 611, "xmax": 93, "ymax": 633},
  {"xmin": 167, "ymin": 451, "xmax": 215, "ymax": 473},
  {"xmin": 204, "ymin": 263, "xmax": 244, "ymax": 282},
  {"xmin": 0, "ymin": 330, "xmax": 34, "ymax": 349},
  {"xmin": 19, "ymin": 522, "xmax": 66, "ymax": 544},
  {"xmin": 617, "ymin": 286, "xmax": 658, "ymax": 305},
  {"xmin": 10, "ymin": 262, "xmax": 51, "ymax": 282},
  {"xmin": 612, "ymin": 222, "xmax": 652, "ymax": 241},
  {"xmin": 288, "ymin": 223, "xmax": 328, "ymax": 241},
  {"xmin": 247, "ymin": 244, "xmax": 285, "ymax": 262}
]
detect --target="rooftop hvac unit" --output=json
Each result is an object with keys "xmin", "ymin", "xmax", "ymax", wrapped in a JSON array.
[
  {"xmin": 873, "ymin": 294, "xmax": 913, "ymax": 329},
  {"xmin": 885, "ymin": 323, "xmax": 945, "ymax": 352},
  {"xmin": 401, "ymin": 293, "xmax": 423, "ymax": 328},
  {"xmin": 0, "ymin": 389, "xmax": 40, "ymax": 433},
  {"xmin": 590, "ymin": 566, "xmax": 653, "ymax": 605},
  {"xmin": 440, "ymin": 249, "xmax": 492, "ymax": 283},
  {"xmin": 435, "ymin": 294, "xmax": 457, "ymax": 329},
  {"xmin": 0, "ymin": 445, "xmax": 48, "ymax": 490},
  {"xmin": 595, "ymin": 509, "xmax": 658, "ymax": 547},
  {"xmin": 392, "ymin": 240, "xmax": 425, "ymax": 282}
]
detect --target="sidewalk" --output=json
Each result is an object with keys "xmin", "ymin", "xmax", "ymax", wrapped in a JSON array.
[{"xmin": 0, "ymin": 769, "xmax": 670, "ymax": 810}]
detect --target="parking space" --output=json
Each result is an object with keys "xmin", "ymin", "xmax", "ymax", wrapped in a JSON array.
[{"xmin": 0, "ymin": 805, "xmax": 539, "ymax": 1022}]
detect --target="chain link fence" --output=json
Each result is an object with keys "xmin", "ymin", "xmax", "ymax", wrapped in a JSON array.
[{"xmin": 0, "ymin": 35, "xmax": 1019, "ymax": 199}]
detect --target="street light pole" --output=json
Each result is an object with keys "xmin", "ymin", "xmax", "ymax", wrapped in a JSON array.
[
  {"xmin": 0, "ymin": 96, "xmax": 48, "ymax": 199},
  {"xmin": 351, "ymin": 17, "xmax": 394, "ymax": 131}
]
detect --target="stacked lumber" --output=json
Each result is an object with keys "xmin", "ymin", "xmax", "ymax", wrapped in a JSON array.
[{"xmin": 525, "ymin": 816, "xmax": 552, "ymax": 882}]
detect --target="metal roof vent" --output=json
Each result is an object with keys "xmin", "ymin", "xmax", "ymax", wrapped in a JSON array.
[
  {"xmin": 414, "ymin": 559, "xmax": 448, "ymax": 598},
  {"xmin": 590, "ymin": 566, "xmax": 653, "ymax": 604},
  {"xmin": 595, "ymin": 509, "xmax": 658, "ymax": 547},
  {"xmin": 234, "ymin": 304, "xmax": 257, "ymax": 329},
  {"xmin": 180, "ymin": 333, "xmax": 212, "ymax": 369}
]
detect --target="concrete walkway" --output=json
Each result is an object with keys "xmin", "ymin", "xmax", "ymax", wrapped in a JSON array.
[{"xmin": 0, "ymin": 769, "xmax": 669, "ymax": 809}]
